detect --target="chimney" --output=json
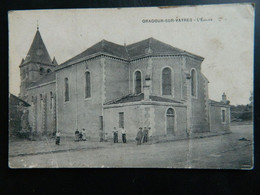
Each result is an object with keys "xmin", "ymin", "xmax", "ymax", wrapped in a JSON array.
[
  {"xmin": 144, "ymin": 74, "xmax": 151, "ymax": 101},
  {"xmin": 221, "ymin": 92, "xmax": 227, "ymax": 103}
]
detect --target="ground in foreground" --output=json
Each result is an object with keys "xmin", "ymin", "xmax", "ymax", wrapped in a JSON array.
[{"xmin": 9, "ymin": 124, "xmax": 253, "ymax": 169}]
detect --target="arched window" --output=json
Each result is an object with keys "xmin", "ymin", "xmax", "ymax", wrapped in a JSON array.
[
  {"xmin": 166, "ymin": 108, "xmax": 175, "ymax": 135},
  {"xmin": 50, "ymin": 92, "xmax": 53, "ymax": 109},
  {"xmin": 47, "ymin": 69, "xmax": 51, "ymax": 73},
  {"xmin": 64, "ymin": 78, "xmax": 69, "ymax": 102},
  {"xmin": 134, "ymin": 70, "xmax": 142, "ymax": 94},
  {"xmin": 85, "ymin": 71, "xmax": 91, "ymax": 98},
  {"xmin": 40, "ymin": 68, "xmax": 44, "ymax": 75},
  {"xmin": 191, "ymin": 69, "xmax": 197, "ymax": 97},
  {"xmin": 31, "ymin": 96, "xmax": 34, "ymax": 103},
  {"xmin": 40, "ymin": 94, "xmax": 43, "ymax": 110},
  {"xmin": 162, "ymin": 67, "xmax": 172, "ymax": 95}
]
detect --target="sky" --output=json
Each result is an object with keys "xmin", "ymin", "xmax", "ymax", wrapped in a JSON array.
[{"xmin": 8, "ymin": 4, "xmax": 254, "ymax": 105}]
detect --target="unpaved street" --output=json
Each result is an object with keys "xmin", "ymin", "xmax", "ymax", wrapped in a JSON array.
[{"xmin": 9, "ymin": 125, "xmax": 253, "ymax": 169}]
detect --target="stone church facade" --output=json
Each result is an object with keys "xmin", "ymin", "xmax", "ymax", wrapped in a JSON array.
[{"xmin": 19, "ymin": 29, "xmax": 230, "ymax": 140}]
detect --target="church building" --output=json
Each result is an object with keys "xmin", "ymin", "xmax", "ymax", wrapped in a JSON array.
[{"xmin": 19, "ymin": 28, "xmax": 231, "ymax": 140}]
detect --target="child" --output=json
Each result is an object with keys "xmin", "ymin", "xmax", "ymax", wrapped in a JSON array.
[
  {"xmin": 82, "ymin": 128, "xmax": 86, "ymax": 141},
  {"xmin": 56, "ymin": 131, "xmax": 60, "ymax": 145}
]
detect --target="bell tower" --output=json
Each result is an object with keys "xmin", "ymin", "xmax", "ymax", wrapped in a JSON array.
[{"xmin": 19, "ymin": 26, "xmax": 58, "ymax": 100}]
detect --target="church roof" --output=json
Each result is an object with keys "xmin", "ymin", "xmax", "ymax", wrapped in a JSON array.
[
  {"xmin": 58, "ymin": 37, "xmax": 204, "ymax": 69},
  {"xmin": 28, "ymin": 71, "xmax": 56, "ymax": 88},
  {"xmin": 126, "ymin": 37, "xmax": 184, "ymax": 59},
  {"xmin": 22, "ymin": 30, "xmax": 53, "ymax": 66},
  {"xmin": 104, "ymin": 93, "xmax": 183, "ymax": 105},
  {"xmin": 60, "ymin": 39, "xmax": 129, "ymax": 67}
]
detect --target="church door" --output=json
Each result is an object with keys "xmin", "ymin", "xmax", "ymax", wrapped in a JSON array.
[{"xmin": 166, "ymin": 108, "xmax": 175, "ymax": 135}]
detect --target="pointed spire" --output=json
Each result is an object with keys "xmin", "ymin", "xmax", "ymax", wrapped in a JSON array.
[
  {"xmin": 23, "ymin": 29, "xmax": 52, "ymax": 65},
  {"xmin": 52, "ymin": 57, "xmax": 58, "ymax": 65}
]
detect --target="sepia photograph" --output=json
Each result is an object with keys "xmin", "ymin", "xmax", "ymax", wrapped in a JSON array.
[{"xmin": 8, "ymin": 4, "xmax": 254, "ymax": 168}]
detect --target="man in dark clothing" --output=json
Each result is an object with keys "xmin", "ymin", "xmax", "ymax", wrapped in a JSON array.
[
  {"xmin": 113, "ymin": 127, "xmax": 118, "ymax": 143},
  {"xmin": 143, "ymin": 127, "xmax": 148, "ymax": 143},
  {"xmin": 136, "ymin": 127, "xmax": 143, "ymax": 145},
  {"xmin": 143, "ymin": 127, "xmax": 151, "ymax": 143},
  {"xmin": 121, "ymin": 127, "xmax": 127, "ymax": 143}
]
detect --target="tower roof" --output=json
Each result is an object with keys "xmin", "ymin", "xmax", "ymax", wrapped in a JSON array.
[{"xmin": 22, "ymin": 30, "xmax": 53, "ymax": 65}]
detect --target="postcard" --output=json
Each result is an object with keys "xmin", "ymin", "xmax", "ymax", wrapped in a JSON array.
[{"xmin": 8, "ymin": 4, "xmax": 254, "ymax": 168}]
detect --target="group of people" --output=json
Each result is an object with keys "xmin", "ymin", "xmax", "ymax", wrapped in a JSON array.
[
  {"xmin": 136, "ymin": 127, "xmax": 151, "ymax": 145},
  {"xmin": 112, "ymin": 126, "xmax": 151, "ymax": 145},
  {"xmin": 55, "ymin": 126, "xmax": 151, "ymax": 146},
  {"xmin": 74, "ymin": 128, "xmax": 87, "ymax": 142},
  {"xmin": 112, "ymin": 127, "xmax": 127, "ymax": 143}
]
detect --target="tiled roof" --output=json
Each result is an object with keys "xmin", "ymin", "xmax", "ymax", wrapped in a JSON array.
[
  {"xmin": 28, "ymin": 71, "xmax": 56, "ymax": 88},
  {"xmin": 23, "ymin": 30, "xmax": 53, "ymax": 65},
  {"xmin": 60, "ymin": 40, "xmax": 129, "ymax": 67},
  {"xmin": 58, "ymin": 37, "xmax": 204, "ymax": 69},
  {"xmin": 104, "ymin": 93, "xmax": 183, "ymax": 105},
  {"xmin": 209, "ymin": 99, "xmax": 229, "ymax": 106},
  {"xmin": 126, "ymin": 37, "xmax": 184, "ymax": 59}
]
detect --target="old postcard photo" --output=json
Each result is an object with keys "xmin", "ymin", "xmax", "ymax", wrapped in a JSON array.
[{"xmin": 8, "ymin": 4, "xmax": 254, "ymax": 168}]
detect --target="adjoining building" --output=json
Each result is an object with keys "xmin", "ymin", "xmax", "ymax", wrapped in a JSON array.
[
  {"xmin": 9, "ymin": 93, "xmax": 31, "ymax": 137},
  {"xmin": 19, "ymin": 28, "xmax": 231, "ymax": 140}
]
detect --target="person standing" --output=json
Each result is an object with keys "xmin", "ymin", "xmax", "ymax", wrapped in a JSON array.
[
  {"xmin": 74, "ymin": 129, "xmax": 79, "ymax": 142},
  {"xmin": 113, "ymin": 127, "xmax": 118, "ymax": 143},
  {"xmin": 121, "ymin": 127, "xmax": 127, "ymax": 143},
  {"xmin": 56, "ymin": 131, "xmax": 60, "ymax": 145},
  {"xmin": 143, "ymin": 127, "xmax": 148, "ymax": 143},
  {"xmin": 136, "ymin": 127, "xmax": 143, "ymax": 145},
  {"xmin": 82, "ymin": 128, "xmax": 86, "ymax": 141}
]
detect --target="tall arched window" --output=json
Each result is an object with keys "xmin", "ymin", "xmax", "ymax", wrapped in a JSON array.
[
  {"xmin": 191, "ymin": 69, "xmax": 197, "ymax": 97},
  {"xmin": 134, "ymin": 70, "xmax": 142, "ymax": 94},
  {"xmin": 40, "ymin": 94, "xmax": 43, "ymax": 110},
  {"xmin": 85, "ymin": 71, "xmax": 91, "ymax": 98},
  {"xmin": 162, "ymin": 67, "xmax": 172, "ymax": 95},
  {"xmin": 166, "ymin": 108, "xmax": 175, "ymax": 135},
  {"xmin": 50, "ymin": 92, "xmax": 53, "ymax": 109},
  {"xmin": 64, "ymin": 78, "xmax": 69, "ymax": 102}
]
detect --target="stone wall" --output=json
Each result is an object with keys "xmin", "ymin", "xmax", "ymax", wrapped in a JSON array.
[
  {"xmin": 184, "ymin": 56, "xmax": 209, "ymax": 133},
  {"xmin": 153, "ymin": 104, "xmax": 187, "ymax": 137},
  {"xmin": 103, "ymin": 102, "xmax": 187, "ymax": 140},
  {"xmin": 27, "ymin": 82, "xmax": 56, "ymax": 135},
  {"xmin": 209, "ymin": 104, "xmax": 230, "ymax": 132},
  {"xmin": 56, "ymin": 57, "xmax": 103, "ymax": 138},
  {"xmin": 129, "ymin": 56, "xmax": 184, "ymax": 100},
  {"xmin": 103, "ymin": 57, "xmax": 130, "ymax": 102}
]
